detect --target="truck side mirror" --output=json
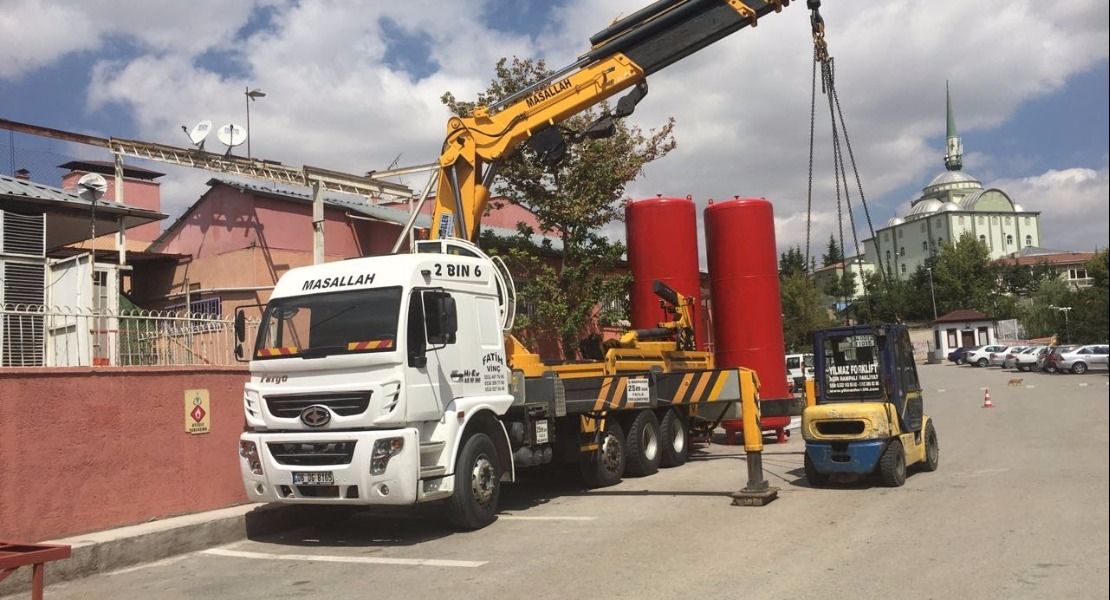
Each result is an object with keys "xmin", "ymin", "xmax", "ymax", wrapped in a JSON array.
[
  {"xmin": 234, "ymin": 309, "xmax": 246, "ymax": 343},
  {"xmin": 425, "ymin": 291, "xmax": 457, "ymax": 346}
]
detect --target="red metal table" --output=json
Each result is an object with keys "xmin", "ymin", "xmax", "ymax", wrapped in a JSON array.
[{"xmin": 0, "ymin": 542, "xmax": 72, "ymax": 600}]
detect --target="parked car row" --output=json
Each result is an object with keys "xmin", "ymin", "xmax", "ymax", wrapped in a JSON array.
[{"xmin": 949, "ymin": 343, "xmax": 1110, "ymax": 374}]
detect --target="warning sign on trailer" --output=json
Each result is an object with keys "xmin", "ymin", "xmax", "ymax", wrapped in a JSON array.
[{"xmin": 185, "ymin": 389, "xmax": 211, "ymax": 435}]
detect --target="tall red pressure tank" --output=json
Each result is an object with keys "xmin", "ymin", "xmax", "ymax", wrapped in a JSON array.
[
  {"xmin": 704, "ymin": 197, "xmax": 790, "ymax": 403},
  {"xmin": 625, "ymin": 196, "xmax": 703, "ymax": 349}
]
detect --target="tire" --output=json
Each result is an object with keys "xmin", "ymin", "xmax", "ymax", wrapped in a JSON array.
[
  {"xmin": 920, "ymin": 421, "xmax": 939, "ymax": 472},
  {"xmin": 804, "ymin": 452, "xmax": 828, "ymax": 487},
  {"xmin": 976, "ymin": 358, "xmax": 988, "ymax": 368},
  {"xmin": 955, "ymin": 357, "xmax": 965, "ymax": 365},
  {"xmin": 448, "ymin": 433, "xmax": 500, "ymax": 530},
  {"xmin": 1044, "ymin": 365, "xmax": 1057, "ymax": 374},
  {"xmin": 580, "ymin": 420, "xmax": 626, "ymax": 488},
  {"xmin": 658, "ymin": 409, "xmax": 689, "ymax": 468},
  {"xmin": 1071, "ymin": 362, "xmax": 1088, "ymax": 375},
  {"xmin": 1018, "ymin": 365, "xmax": 1029, "ymax": 372},
  {"xmin": 878, "ymin": 439, "xmax": 907, "ymax": 487},
  {"xmin": 623, "ymin": 411, "xmax": 662, "ymax": 477}
]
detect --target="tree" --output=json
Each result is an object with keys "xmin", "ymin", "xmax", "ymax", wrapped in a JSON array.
[
  {"xmin": 443, "ymin": 57, "xmax": 676, "ymax": 359},
  {"xmin": 1019, "ymin": 278, "xmax": 1073, "ymax": 339},
  {"xmin": 1071, "ymin": 250, "xmax": 1109, "ymax": 343},
  {"xmin": 930, "ymin": 232, "xmax": 999, "ymax": 316},
  {"xmin": 779, "ymin": 246, "xmax": 807, "ymax": 279},
  {"xmin": 822, "ymin": 234, "xmax": 844, "ymax": 267},
  {"xmin": 780, "ymin": 273, "xmax": 834, "ymax": 351}
]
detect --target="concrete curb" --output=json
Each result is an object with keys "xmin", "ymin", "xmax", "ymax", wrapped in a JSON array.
[{"xmin": 0, "ymin": 503, "xmax": 298, "ymax": 597}]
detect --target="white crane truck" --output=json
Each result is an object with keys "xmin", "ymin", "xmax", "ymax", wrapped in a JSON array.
[{"xmin": 235, "ymin": 0, "xmax": 802, "ymax": 528}]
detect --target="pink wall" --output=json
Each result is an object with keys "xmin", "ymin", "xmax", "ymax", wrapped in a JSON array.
[
  {"xmin": 61, "ymin": 171, "xmax": 163, "ymax": 243},
  {"xmin": 0, "ymin": 367, "xmax": 249, "ymax": 542}
]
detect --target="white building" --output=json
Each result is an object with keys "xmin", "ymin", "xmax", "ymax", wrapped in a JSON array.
[{"xmin": 863, "ymin": 86, "xmax": 1042, "ymax": 279}]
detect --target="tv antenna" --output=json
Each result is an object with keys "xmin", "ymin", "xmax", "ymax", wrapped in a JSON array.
[
  {"xmin": 181, "ymin": 120, "xmax": 213, "ymax": 151},
  {"xmin": 216, "ymin": 123, "xmax": 247, "ymax": 156},
  {"xmin": 77, "ymin": 173, "xmax": 108, "ymax": 273}
]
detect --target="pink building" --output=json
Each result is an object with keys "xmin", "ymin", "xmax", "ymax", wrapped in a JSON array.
[
  {"xmin": 133, "ymin": 178, "xmax": 554, "ymax": 322},
  {"xmin": 59, "ymin": 160, "xmax": 165, "ymax": 244}
]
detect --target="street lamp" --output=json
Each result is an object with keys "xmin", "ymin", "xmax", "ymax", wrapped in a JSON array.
[
  {"xmin": 1048, "ymin": 305, "xmax": 1072, "ymax": 343},
  {"xmin": 926, "ymin": 267, "xmax": 938, "ymax": 321},
  {"xmin": 244, "ymin": 87, "xmax": 266, "ymax": 159}
]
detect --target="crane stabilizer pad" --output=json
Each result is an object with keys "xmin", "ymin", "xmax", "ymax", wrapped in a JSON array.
[{"xmin": 730, "ymin": 486, "xmax": 779, "ymax": 506}]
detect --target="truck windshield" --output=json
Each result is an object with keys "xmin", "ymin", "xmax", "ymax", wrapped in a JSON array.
[
  {"xmin": 821, "ymin": 333, "xmax": 883, "ymax": 401},
  {"xmin": 254, "ymin": 287, "xmax": 402, "ymax": 359}
]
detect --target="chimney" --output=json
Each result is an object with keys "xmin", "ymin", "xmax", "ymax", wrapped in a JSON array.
[{"xmin": 14, "ymin": 168, "xmax": 31, "ymax": 180}]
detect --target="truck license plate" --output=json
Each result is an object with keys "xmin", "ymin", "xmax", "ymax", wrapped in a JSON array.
[{"xmin": 293, "ymin": 471, "xmax": 334, "ymax": 486}]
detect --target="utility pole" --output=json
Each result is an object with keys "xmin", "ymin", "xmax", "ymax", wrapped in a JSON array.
[
  {"xmin": 245, "ymin": 87, "xmax": 266, "ymax": 160},
  {"xmin": 1049, "ymin": 305, "xmax": 1072, "ymax": 343}
]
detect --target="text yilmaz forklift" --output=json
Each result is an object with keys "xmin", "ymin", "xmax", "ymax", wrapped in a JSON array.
[{"xmin": 802, "ymin": 324, "xmax": 939, "ymax": 487}]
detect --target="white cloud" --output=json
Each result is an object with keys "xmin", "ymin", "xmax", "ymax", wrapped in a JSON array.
[
  {"xmin": 4, "ymin": 0, "xmax": 1108, "ymax": 260},
  {"xmin": 989, "ymin": 166, "xmax": 1110, "ymax": 252}
]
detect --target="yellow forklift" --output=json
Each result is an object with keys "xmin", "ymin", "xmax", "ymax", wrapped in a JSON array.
[{"xmin": 802, "ymin": 324, "xmax": 939, "ymax": 486}]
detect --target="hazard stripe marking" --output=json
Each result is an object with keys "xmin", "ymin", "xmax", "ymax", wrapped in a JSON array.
[
  {"xmin": 202, "ymin": 548, "xmax": 485, "ymax": 569},
  {"xmin": 689, "ymin": 371, "xmax": 712, "ymax": 404},
  {"xmin": 593, "ymin": 378, "xmax": 613, "ymax": 411},
  {"xmin": 707, "ymin": 370, "xmax": 730, "ymax": 401},
  {"xmin": 673, "ymin": 373, "xmax": 695, "ymax": 404},
  {"xmin": 609, "ymin": 377, "xmax": 628, "ymax": 409}
]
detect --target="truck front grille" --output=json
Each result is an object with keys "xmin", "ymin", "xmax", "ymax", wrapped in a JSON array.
[
  {"xmin": 264, "ymin": 391, "xmax": 371, "ymax": 418},
  {"xmin": 267, "ymin": 441, "xmax": 356, "ymax": 466}
]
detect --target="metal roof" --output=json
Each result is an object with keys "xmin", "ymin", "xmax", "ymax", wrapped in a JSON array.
[{"xmin": 0, "ymin": 173, "xmax": 165, "ymax": 220}]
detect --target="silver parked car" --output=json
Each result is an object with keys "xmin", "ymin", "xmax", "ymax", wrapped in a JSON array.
[{"xmin": 1055, "ymin": 344, "xmax": 1110, "ymax": 374}]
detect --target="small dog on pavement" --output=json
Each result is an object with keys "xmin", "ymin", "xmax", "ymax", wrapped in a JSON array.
[{"xmin": 1007, "ymin": 378, "xmax": 1023, "ymax": 386}]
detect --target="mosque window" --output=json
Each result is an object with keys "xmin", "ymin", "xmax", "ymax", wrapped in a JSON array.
[
  {"xmin": 899, "ymin": 247, "xmax": 906, "ymax": 257},
  {"xmin": 1024, "ymin": 216, "xmax": 1031, "ymax": 225},
  {"xmin": 1005, "ymin": 216, "xmax": 1012, "ymax": 224},
  {"xmin": 1005, "ymin": 234, "xmax": 1014, "ymax": 246},
  {"xmin": 885, "ymin": 250, "xmax": 891, "ymax": 262},
  {"xmin": 900, "ymin": 264, "xmax": 907, "ymax": 274},
  {"xmin": 922, "ymin": 241, "xmax": 928, "ymax": 251},
  {"xmin": 1025, "ymin": 235, "xmax": 1032, "ymax": 247},
  {"xmin": 898, "ymin": 229, "xmax": 904, "ymax": 239},
  {"xmin": 959, "ymin": 216, "xmax": 966, "ymax": 225},
  {"xmin": 992, "ymin": 216, "xmax": 999, "ymax": 223},
  {"xmin": 937, "ymin": 236, "xmax": 944, "ymax": 245},
  {"xmin": 978, "ymin": 216, "xmax": 985, "ymax": 225},
  {"xmin": 920, "ymin": 223, "xmax": 926, "ymax": 232},
  {"xmin": 979, "ymin": 234, "xmax": 987, "ymax": 244}
]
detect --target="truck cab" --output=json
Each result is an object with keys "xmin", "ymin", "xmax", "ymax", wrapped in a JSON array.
[
  {"xmin": 238, "ymin": 240, "xmax": 519, "ymax": 528},
  {"xmin": 801, "ymin": 324, "xmax": 939, "ymax": 486}
]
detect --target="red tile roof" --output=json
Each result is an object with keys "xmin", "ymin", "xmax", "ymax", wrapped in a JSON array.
[{"xmin": 934, "ymin": 309, "xmax": 993, "ymax": 324}]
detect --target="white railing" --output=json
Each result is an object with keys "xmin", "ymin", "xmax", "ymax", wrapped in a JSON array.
[{"xmin": 0, "ymin": 304, "xmax": 259, "ymax": 368}]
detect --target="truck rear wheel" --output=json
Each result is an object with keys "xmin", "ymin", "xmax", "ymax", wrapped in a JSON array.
[
  {"xmin": 448, "ymin": 433, "xmax": 500, "ymax": 530},
  {"xmin": 580, "ymin": 420, "xmax": 625, "ymax": 488},
  {"xmin": 624, "ymin": 410, "xmax": 661, "ymax": 477},
  {"xmin": 658, "ymin": 408, "xmax": 689, "ymax": 467},
  {"xmin": 878, "ymin": 439, "xmax": 906, "ymax": 487},
  {"xmin": 920, "ymin": 421, "xmax": 939, "ymax": 472},
  {"xmin": 804, "ymin": 452, "xmax": 828, "ymax": 487}
]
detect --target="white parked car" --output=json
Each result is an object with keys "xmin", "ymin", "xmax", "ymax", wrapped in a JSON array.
[
  {"xmin": 989, "ymin": 346, "xmax": 1026, "ymax": 367},
  {"xmin": 785, "ymin": 353, "xmax": 814, "ymax": 390},
  {"xmin": 966, "ymin": 345, "xmax": 1007, "ymax": 367},
  {"xmin": 1001, "ymin": 346, "xmax": 1037, "ymax": 369},
  {"xmin": 1013, "ymin": 347, "xmax": 1049, "ymax": 371}
]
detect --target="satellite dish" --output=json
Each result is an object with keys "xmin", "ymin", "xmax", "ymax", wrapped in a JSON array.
[
  {"xmin": 187, "ymin": 120, "xmax": 213, "ymax": 147},
  {"xmin": 76, "ymin": 173, "xmax": 108, "ymax": 200},
  {"xmin": 217, "ymin": 123, "xmax": 247, "ymax": 148}
]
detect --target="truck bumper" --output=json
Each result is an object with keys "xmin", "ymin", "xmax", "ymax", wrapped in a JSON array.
[
  {"xmin": 805, "ymin": 440, "xmax": 885, "ymax": 475},
  {"xmin": 239, "ymin": 429, "xmax": 420, "ymax": 506}
]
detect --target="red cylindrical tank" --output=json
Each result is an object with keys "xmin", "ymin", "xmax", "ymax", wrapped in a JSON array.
[
  {"xmin": 625, "ymin": 196, "xmax": 703, "ymax": 349},
  {"xmin": 704, "ymin": 197, "xmax": 789, "ymax": 402}
]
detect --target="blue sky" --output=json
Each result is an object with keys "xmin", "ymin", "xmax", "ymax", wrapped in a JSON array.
[{"xmin": 2, "ymin": 0, "xmax": 1107, "ymax": 254}]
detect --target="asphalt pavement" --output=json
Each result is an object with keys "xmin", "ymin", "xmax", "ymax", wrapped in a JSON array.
[{"xmin": 7, "ymin": 364, "xmax": 1108, "ymax": 600}]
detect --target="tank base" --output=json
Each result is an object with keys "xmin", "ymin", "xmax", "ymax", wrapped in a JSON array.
[{"xmin": 731, "ymin": 487, "xmax": 779, "ymax": 506}]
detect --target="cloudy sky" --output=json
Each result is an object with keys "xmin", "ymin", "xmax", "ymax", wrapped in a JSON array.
[{"xmin": 2, "ymin": 0, "xmax": 1107, "ymax": 260}]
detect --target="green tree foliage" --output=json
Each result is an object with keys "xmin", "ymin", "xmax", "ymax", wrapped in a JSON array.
[
  {"xmin": 822, "ymin": 234, "xmax": 844, "ymax": 267},
  {"xmin": 779, "ymin": 246, "xmax": 807, "ymax": 278},
  {"xmin": 780, "ymin": 273, "xmax": 834, "ymax": 351},
  {"xmin": 822, "ymin": 270, "xmax": 857, "ymax": 302},
  {"xmin": 1071, "ymin": 250, "xmax": 1109, "ymax": 343},
  {"xmin": 1019, "ymin": 278, "xmax": 1073, "ymax": 338},
  {"xmin": 929, "ymin": 232, "xmax": 999, "ymax": 316},
  {"xmin": 443, "ymin": 57, "xmax": 676, "ymax": 358}
]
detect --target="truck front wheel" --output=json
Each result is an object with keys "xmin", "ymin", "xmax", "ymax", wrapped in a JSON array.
[
  {"xmin": 878, "ymin": 439, "xmax": 907, "ymax": 487},
  {"xmin": 920, "ymin": 421, "xmax": 939, "ymax": 472},
  {"xmin": 580, "ymin": 420, "xmax": 625, "ymax": 488},
  {"xmin": 448, "ymin": 433, "xmax": 501, "ymax": 530}
]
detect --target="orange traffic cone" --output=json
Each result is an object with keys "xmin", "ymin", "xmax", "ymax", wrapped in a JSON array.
[{"xmin": 983, "ymin": 387, "xmax": 993, "ymax": 408}]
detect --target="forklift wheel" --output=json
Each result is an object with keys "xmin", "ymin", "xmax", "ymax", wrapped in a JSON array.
[
  {"xmin": 920, "ymin": 421, "xmax": 939, "ymax": 472},
  {"xmin": 804, "ymin": 452, "xmax": 828, "ymax": 487},
  {"xmin": 878, "ymin": 439, "xmax": 906, "ymax": 487}
]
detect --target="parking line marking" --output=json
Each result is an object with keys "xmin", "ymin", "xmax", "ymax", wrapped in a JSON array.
[
  {"xmin": 1025, "ymin": 385, "xmax": 1035, "ymax": 389},
  {"xmin": 498, "ymin": 515, "xmax": 597, "ymax": 521},
  {"xmin": 937, "ymin": 388, "xmax": 947, "ymax": 393},
  {"xmin": 201, "ymin": 548, "xmax": 486, "ymax": 568},
  {"xmin": 1078, "ymin": 383, "xmax": 1089, "ymax": 387},
  {"xmin": 109, "ymin": 553, "xmax": 193, "ymax": 576}
]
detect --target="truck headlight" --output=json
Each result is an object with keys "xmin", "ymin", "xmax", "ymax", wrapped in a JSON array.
[
  {"xmin": 371, "ymin": 437, "xmax": 404, "ymax": 475},
  {"xmin": 239, "ymin": 440, "xmax": 264, "ymax": 475}
]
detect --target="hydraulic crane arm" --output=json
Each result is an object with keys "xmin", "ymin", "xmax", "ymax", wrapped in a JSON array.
[{"xmin": 431, "ymin": 0, "xmax": 791, "ymax": 242}]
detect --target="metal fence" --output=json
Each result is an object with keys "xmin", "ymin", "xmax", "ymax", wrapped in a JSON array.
[{"xmin": 0, "ymin": 304, "xmax": 259, "ymax": 368}]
